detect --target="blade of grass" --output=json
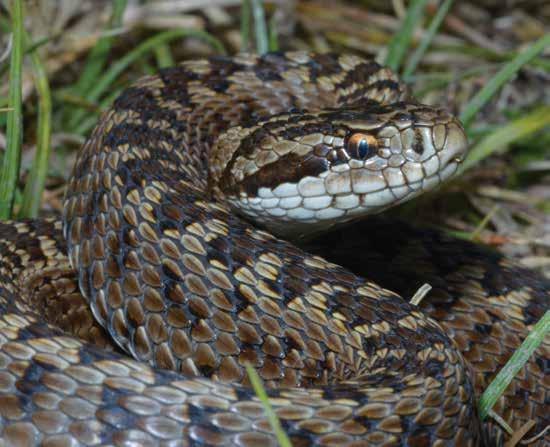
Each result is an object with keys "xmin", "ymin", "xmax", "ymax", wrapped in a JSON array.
[
  {"xmin": 402, "ymin": 0, "xmax": 453, "ymax": 79},
  {"xmin": 54, "ymin": 90, "xmax": 103, "ymax": 113},
  {"xmin": 460, "ymin": 34, "xmax": 550, "ymax": 127},
  {"xmin": 72, "ymin": 0, "xmax": 127, "ymax": 96},
  {"xmin": 468, "ymin": 204, "xmax": 499, "ymax": 241},
  {"xmin": 414, "ymin": 64, "xmax": 495, "ymax": 98},
  {"xmin": 24, "ymin": 34, "xmax": 60, "ymax": 55},
  {"xmin": 268, "ymin": 13, "xmax": 279, "ymax": 52},
  {"xmin": 240, "ymin": 0, "xmax": 252, "ymax": 52},
  {"xmin": 504, "ymin": 420, "xmax": 536, "ymax": 446},
  {"xmin": 18, "ymin": 30, "xmax": 51, "ymax": 218},
  {"xmin": 433, "ymin": 43, "xmax": 550, "ymax": 71},
  {"xmin": 66, "ymin": 0, "xmax": 128, "ymax": 130},
  {"xmin": 487, "ymin": 410, "xmax": 513, "ymax": 435},
  {"xmin": 153, "ymin": 44, "xmax": 174, "ymax": 69},
  {"xmin": 251, "ymin": 0, "xmax": 269, "ymax": 55},
  {"xmin": 74, "ymin": 87, "xmax": 125, "ymax": 136},
  {"xmin": 0, "ymin": 0, "xmax": 24, "ymax": 219},
  {"xmin": 460, "ymin": 106, "xmax": 550, "ymax": 172},
  {"xmin": 384, "ymin": 0, "xmax": 430, "ymax": 72},
  {"xmin": 70, "ymin": 29, "xmax": 225, "ymax": 136},
  {"xmin": 478, "ymin": 310, "xmax": 549, "ymax": 420},
  {"xmin": 245, "ymin": 365, "xmax": 292, "ymax": 447},
  {"xmin": 518, "ymin": 425, "xmax": 550, "ymax": 446}
]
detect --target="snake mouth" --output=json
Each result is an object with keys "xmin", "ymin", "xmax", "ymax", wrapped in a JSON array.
[{"xmin": 229, "ymin": 156, "xmax": 461, "ymax": 237}]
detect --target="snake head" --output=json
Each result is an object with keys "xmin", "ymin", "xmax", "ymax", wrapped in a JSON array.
[{"xmin": 214, "ymin": 102, "xmax": 468, "ymax": 236}]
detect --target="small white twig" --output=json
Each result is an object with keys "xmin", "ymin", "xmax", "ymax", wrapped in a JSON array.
[
  {"xmin": 409, "ymin": 283, "xmax": 432, "ymax": 306},
  {"xmin": 0, "ymin": 33, "xmax": 13, "ymax": 65}
]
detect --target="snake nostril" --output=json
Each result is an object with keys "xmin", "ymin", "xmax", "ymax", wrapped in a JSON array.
[{"xmin": 445, "ymin": 123, "xmax": 468, "ymax": 164}]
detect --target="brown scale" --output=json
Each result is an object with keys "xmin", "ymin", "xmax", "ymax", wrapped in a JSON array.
[
  {"xmin": 0, "ymin": 52, "xmax": 545, "ymax": 446},
  {"xmin": 304, "ymin": 217, "xmax": 549, "ymax": 445}
]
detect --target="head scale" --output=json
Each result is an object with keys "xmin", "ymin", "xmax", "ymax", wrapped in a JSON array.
[{"xmin": 214, "ymin": 102, "xmax": 468, "ymax": 237}]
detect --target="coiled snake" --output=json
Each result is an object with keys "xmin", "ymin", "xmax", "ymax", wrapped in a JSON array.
[{"xmin": 0, "ymin": 52, "xmax": 547, "ymax": 446}]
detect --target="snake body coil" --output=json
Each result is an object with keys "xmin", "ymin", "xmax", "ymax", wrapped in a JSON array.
[{"xmin": 0, "ymin": 52, "xmax": 547, "ymax": 446}]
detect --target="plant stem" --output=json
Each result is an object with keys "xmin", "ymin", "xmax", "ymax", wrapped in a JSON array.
[
  {"xmin": 460, "ymin": 34, "xmax": 550, "ymax": 127},
  {"xmin": 19, "ymin": 30, "xmax": 52, "ymax": 218},
  {"xmin": 0, "ymin": 0, "xmax": 24, "ymax": 219}
]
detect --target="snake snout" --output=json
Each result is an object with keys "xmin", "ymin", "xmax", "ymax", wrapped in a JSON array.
[
  {"xmin": 434, "ymin": 119, "xmax": 468, "ymax": 184},
  {"xmin": 441, "ymin": 120, "xmax": 468, "ymax": 165}
]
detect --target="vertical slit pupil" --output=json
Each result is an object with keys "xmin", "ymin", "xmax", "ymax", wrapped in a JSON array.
[
  {"xmin": 348, "ymin": 133, "xmax": 377, "ymax": 159},
  {"xmin": 358, "ymin": 139, "xmax": 373, "ymax": 158}
]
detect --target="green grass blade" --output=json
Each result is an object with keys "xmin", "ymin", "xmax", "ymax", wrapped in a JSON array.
[
  {"xmin": 73, "ymin": 0, "xmax": 127, "ymax": 96},
  {"xmin": 18, "ymin": 31, "xmax": 52, "ymax": 218},
  {"xmin": 478, "ymin": 311, "xmax": 549, "ymax": 420},
  {"xmin": 240, "ymin": 0, "xmax": 252, "ymax": 52},
  {"xmin": 70, "ymin": 29, "xmax": 225, "ymax": 135},
  {"xmin": 460, "ymin": 34, "xmax": 550, "ymax": 127},
  {"xmin": 66, "ymin": 0, "xmax": 128, "ymax": 130},
  {"xmin": 154, "ymin": 44, "xmax": 174, "ymax": 69},
  {"xmin": 384, "ymin": 0, "xmax": 430, "ymax": 72},
  {"xmin": 74, "ymin": 87, "xmax": 124, "ymax": 136},
  {"xmin": 245, "ymin": 365, "xmax": 292, "ymax": 447},
  {"xmin": 432, "ymin": 43, "xmax": 550, "ymax": 71},
  {"xmin": 268, "ymin": 13, "xmax": 279, "ymax": 51},
  {"xmin": 251, "ymin": 0, "xmax": 269, "ymax": 55},
  {"xmin": 460, "ymin": 106, "xmax": 550, "ymax": 172},
  {"xmin": 0, "ymin": 0, "xmax": 24, "ymax": 219},
  {"xmin": 402, "ymin": 0, "xmax": 453, "ymax": 79}
]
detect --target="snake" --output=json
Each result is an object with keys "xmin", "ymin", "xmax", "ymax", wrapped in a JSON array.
[{"xmin": 0, "ymin": 51, "xmax": 547, "ymax": 446}]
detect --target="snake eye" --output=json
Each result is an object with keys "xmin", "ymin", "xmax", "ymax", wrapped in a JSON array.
[{"xmin": 347, "ymin": 133, "xmax": 378, "ymax": 160}]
